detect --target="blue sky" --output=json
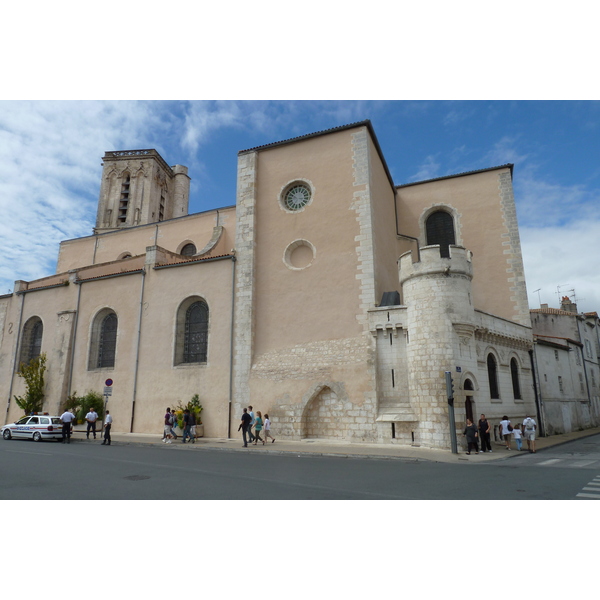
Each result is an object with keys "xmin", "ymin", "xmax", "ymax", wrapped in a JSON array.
[{"xmin": 1, "ymin": 100, "xmax": 599, "ymax": 312}]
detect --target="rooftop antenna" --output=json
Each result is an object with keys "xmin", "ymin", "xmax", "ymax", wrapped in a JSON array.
[{"xmin": 532, "ymin": 288, "xmax": 541, "ymax": 306}]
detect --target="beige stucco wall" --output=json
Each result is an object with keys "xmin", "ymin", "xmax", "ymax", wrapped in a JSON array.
[
  {"xmin": 252, "ymin": 129, "xmax": 364, "ymax": 354},
  {"xmin": 367, "ymin": 137, "xmax": 403, "ymax": 304},
  {"xmin": 57, "ymin": 207, "xmax": 236, "ymax": 273},
  {"xmin": 396, "ymin": 168, "xmax": 529, "ymax": 324}
]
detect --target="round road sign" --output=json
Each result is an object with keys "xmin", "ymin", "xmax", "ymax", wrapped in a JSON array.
[{"xmin": 105, "ymin": 379, "xmax": 113, "ymax": 387}]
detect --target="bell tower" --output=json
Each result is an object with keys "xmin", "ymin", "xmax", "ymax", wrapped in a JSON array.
[{"xmin": 94, "ymin": 149, "xmax": 190, "ymax": 233}]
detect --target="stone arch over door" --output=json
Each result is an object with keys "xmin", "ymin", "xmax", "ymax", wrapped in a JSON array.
[{"xmin": 300, "ymin": 381, "xmax": 348, "ymax": 439}]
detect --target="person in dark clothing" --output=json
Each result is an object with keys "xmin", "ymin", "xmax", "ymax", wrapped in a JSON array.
[
  {"xmin": 463, "ymin": 418, "xmax": 479, "ymax": 455},
  {"xmin": 478, "ymin": 413, "xmax": 492, "ymax": 453},
  {"xmin": 238, "ymin": 408, "xmax": 252, "ymax": 447}
]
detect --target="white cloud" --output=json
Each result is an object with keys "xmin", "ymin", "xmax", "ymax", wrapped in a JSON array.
[
  {"xmin": 410, "ymin": 155, "xmax": 441, "ymax": 181},
  {"xmin": 521, "ymin": 219, "xmax": 600, "ymax": 314}
]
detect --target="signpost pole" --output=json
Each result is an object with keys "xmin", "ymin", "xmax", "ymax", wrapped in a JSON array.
[{"xmin": 445, "ymin": 371, "xmax": 458, "ymax": 454}]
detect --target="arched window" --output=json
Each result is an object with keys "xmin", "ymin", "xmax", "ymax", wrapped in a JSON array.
[
  {"xmin": 510, "ymin": 358, "xmax": 521, "ymax": 399},
  {"xmin": 89, "ymin": 309, "xmax": 118, "ymax": 370},
  {"xmin": 175, "ymin": 297, "xmax": 209, "ymax": 365},
  {"xmin": 98, "ymin": 313, "xmax": 118, "ymax": 368},
  {"xmin": 181, "ymin": 243, "xmax": 196, "ymax": 257},
  {"xmin": 487, "ymin": 353, "xmax": 500, "ymax": 399},
  {"xmin": 19, "ymin": 316, "xmax": 43, "ymax": 367},
  {"xmin": 426, "ymin": 210, "xmax": 456, "ymax": 258}
]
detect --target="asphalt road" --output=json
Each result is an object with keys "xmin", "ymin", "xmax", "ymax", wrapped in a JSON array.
[{"xmin": 2, "ymin": 434, "xmax": 600, "ymax": 499}]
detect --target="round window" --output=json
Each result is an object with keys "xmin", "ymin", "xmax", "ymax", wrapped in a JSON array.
[{"xmin": 284, "ymin": 185, "xmax": 311, "ymax": 211}]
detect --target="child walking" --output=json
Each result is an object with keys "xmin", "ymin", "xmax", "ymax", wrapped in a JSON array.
[
  {"xmin": 264, "ymin": 414, "xmax": 275, "ymax": 443},
  {"xmin": 512, "ymin": 423, "xmax": 523, "ymax": 451},
  {"xmin": 253, "ymin": 411, "xmax": 264, "ymax": 445}
]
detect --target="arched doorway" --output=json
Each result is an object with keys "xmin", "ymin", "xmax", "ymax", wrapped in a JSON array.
[
  {"xmin": 464, "ymin": 379, "xmax": 475, "ymax": 423},
  {"xmin": 302, "ymin": 385, "xmax": 346, "ymax": 439}
]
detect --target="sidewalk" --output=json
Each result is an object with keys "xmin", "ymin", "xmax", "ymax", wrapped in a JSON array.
[{"xmin": 72, "ymin": 424, "xmax": 600, "ymax": 464}]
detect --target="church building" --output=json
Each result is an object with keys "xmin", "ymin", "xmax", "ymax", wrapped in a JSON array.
[{"xmin": 0, "ymin": 120, "xmax": 537, "ymax": 450}]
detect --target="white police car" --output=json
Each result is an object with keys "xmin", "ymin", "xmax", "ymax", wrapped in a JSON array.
[{"xmin": 2, "ymin": 415, "xmax": 64, "ymax": 442}]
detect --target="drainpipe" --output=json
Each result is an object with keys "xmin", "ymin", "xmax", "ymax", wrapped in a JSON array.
[
  {"xmin": 529, "ymin": 347, "xmax": 545, "ymax": 437},
  {"xmin": 130, "ymin": 269, "xmax": 147, "ymax": 432},
  {"xmin": 5, "ymin": 292, "xmax": 25, "ymax": 424},
  {"xmin": 227, "ymin": 255, "xmax": 237, "ymax": 438},
  {"xmin": 575, "ymin": 317, "xmax": 593, "ymax": 405},
  {"xmin": 66, "ymin": 278, "xmax": 83, "ymax": 399}
]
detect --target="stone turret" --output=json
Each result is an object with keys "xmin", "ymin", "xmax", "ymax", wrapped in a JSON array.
[
  {"xmin": 94, "ymin": 149, "xmax": 190, "ymax": 233},
  {"xmin": 399, "ymin": 245, "xmax": 475, "ymax": 449}
]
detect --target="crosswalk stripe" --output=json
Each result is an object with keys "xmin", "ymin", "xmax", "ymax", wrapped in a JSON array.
[
  {"xmin": 570, "ymin": 460, "xmax": 598, "ymax": 468},
  {"xmin": 576, "ymin": 493, "xmax": 600, "ymax": 499},
  {"xmin": 582, "ymin": 487, "xmax": 600, "ymax": 493},
  {"xmin": 584, "ymin": 482, "xmax": 600, "ymax": 487},
  {"xmin": 538, "ymin": 459, "xmax": 562, "ymax": 465}
]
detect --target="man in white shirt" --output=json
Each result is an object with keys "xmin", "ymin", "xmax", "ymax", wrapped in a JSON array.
[
  {"xmin": 85, "ymin": 408, "xmax": 99, "ymax": 440},
  {"xmin": 247, "ymin": 405, "xmax": 255, "ymax": 443},
  {"xmin": 60, "ymin": 409, "xmax": 76, "ymax": 444},
  {"xmin": 102, "ymin": 410, "xmax": 113, "ymax": 445},
  {"xmin": 522, "ymin": 415, "xmax": 537, "ymax": 453}
]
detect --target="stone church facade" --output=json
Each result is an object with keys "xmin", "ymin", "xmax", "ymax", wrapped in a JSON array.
[{"xmin": 0, "ymin": 121, "xmax": 537, "ymax": 450}]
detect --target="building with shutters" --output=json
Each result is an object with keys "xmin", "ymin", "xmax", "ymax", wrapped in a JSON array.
[{"xmin": 0, "ymin": 121, "xmax": 538, "ymax": 449}]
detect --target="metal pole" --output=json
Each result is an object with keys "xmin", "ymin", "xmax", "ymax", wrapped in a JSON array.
[{"xmin": 445, "ymin": 371, "xmax": 458, "ymax": 454}]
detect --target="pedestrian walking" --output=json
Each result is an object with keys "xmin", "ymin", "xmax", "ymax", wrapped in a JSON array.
[
  {"xmin": 190, "ymin": 410, "xmax": 197, "ymax": 441},
  {"xmin": 478, "ymin": 413, "xmax": 492, "ymax": 452},
  {"xmin": 253, "ymin": 411, "xmax": 264, "ymax": 445},
  {"xmin": 512, "ymin": 423, "xmax": 523, "ymax": 451},
  {"xmin": 238, "ymin": 407, "xmax": 252, "ymax": 447},
  {"xmin": 60, "ymin": 408, "xmax": 76, "ymax": 444},
  {"xmin": 163, "ymin": 407, "xmax": 173, "ymax": 444},
  {"xmin": 463, "ymin": 418, "xmax": 479, "ymax": 455},
  {"xmin": 170, "ymin": 409, "xmax": 178, "ymax": 439},
  {"xmin": 85, "ymin": 407, "xmax": 99, "ymax": 439},
  {"xmin": 102, "ymin": 410, "xmax": 112, "ymax": 445},
  {"xmin": 247, "ymin": 405, "xmax": 255, "ymax": 443},
  {"xmin": 499, "ymin": 415, "xmax": 513, "ymax": 450},
  {"xmin": 522, "ymin": 414, "xmax": 537, "ymax": 453},
  {"xmin": 182, "ymin": 409, "xmax": 195, "ymax": 443},
  {"xmin": 264, "ymin": 414, "xmax": 275, "ymax": 443}
]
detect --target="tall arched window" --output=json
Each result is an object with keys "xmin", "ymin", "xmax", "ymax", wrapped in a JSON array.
[
  {"xmin": 510, "ymin": 358, "xmax": 521, "ymax": 399},
  {"xmin": 98, "ymin": 313, "xmax": 118, "ymax": 368},
  {"xmin": 175, "ymin": 297, "xmax": 209, "ymax": 365},
  {"xmin": 487, "ymin": 353, "xmax": 500, "ymax": 399},
  {"xmin": 19, "ymin": 316, "xmax": 43, "ymax": 367},
  {"xmin": 426, "ymin": 210, "xmax": 456, "ymax": 258},
  {"xmin": 89, "ymin": 309, "xmax": 118, "ymax": 370}
]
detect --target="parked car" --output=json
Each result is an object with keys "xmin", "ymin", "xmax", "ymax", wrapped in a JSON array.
[{"xmin": 2, "ymin": 415, "xmax": 64, "ymax": 442}]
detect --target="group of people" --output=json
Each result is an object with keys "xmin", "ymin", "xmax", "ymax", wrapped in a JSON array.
[
  {"xmin": 239, "ymin": 406, "xmax": 275, "ymax": 447},
  {"xmin": 58, "ymin": 408, "xmax": 112, "ymax": 445},
  {"xmin": 463, "ymin": 413, "xmax": 537, "ymax": 455},
  {"xmin": 162, "ymin": 408, "xmax": 197, "ymax": 444}
]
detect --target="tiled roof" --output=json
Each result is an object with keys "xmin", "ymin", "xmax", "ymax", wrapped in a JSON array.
[
  {"xmin": 238, "ymin": 120, "xmax": 372, "ymax": 155},
  {"xmin": 530, "ymin": 307, "xmax": 576, "ymax": 316},
  {"xmin": 396, "ymin": 164, "xmax": 514, "ymax": 188}
]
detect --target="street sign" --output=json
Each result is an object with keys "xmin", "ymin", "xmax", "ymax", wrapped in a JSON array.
[
  {"xmin": 104, "ymin": 387, "xmax": 112, "ymax": 396},
  {"xmin": 105, "ymin": 379, "xmax": 113, "ymax": 387}
]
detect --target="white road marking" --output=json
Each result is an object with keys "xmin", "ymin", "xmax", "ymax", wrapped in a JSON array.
[
  {"xmin": 576, "ymin": 493, "xmax": 600, "ymax": 499},
  {"xmin": 537, "ymin": 459, "xmax": 562, "ymax": 465}
]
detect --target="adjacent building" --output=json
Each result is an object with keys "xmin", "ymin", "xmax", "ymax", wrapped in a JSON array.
[{"xmin": 530, "ymin": 297, "xmax": 600, "ymax": 435}]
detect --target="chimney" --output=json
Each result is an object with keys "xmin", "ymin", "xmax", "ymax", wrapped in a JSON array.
[
  {"xmin": 560, "ymin": 296, "xmax": 578, "ymax": 314},
  {"xmin": 540, "ymin": 303, "xmax": 548, "ymax": 309}
]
